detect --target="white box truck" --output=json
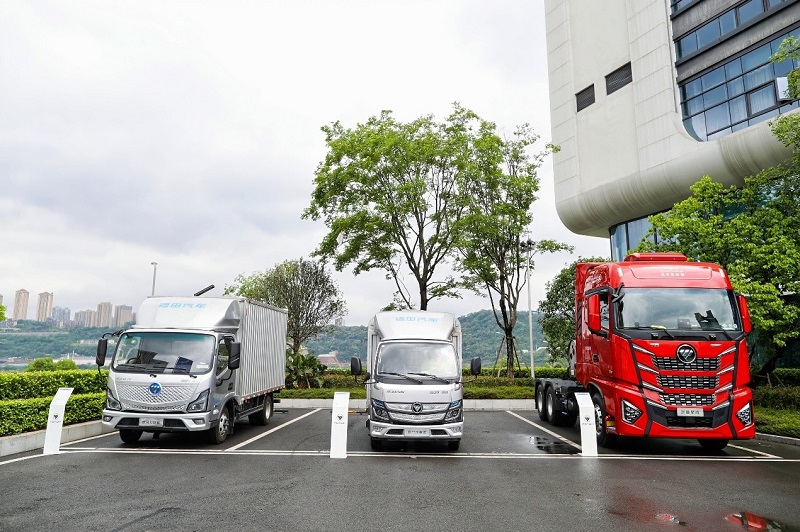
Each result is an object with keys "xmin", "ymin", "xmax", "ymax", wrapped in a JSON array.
[
  {"xmin": 96, "ymin": 296, "xmax": 287, "ymax": 444},
  {"xmin": 351, "ymin": 310, "xmax": 481, "ymax": 451}
]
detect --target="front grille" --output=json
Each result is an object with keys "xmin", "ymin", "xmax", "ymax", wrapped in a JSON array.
[
  {"xmin": 652, "ymin": 355, "xmax": 719, "ymax": 371},
  {"xmin": 390, "ymin": 412, "xmax": 446, "ymax": 424},
  {"xmin": 386, "ymin": 402, "xmax": 449, "ymax": 413},
  {"xmin": 657, "ymin": 375, "xmax": 718, "ymax": 389},
  {"xmin": 117, "ymin": 383, "xmax": 196, "ymax": 404},
  {"xmin": 659, "ymin": 393, "xmax": 714, "ymax": 406}
]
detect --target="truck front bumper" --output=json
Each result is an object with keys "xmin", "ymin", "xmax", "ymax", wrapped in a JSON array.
[
  {"xmin": 369, "ymin": 420, "xmax": 463, "ymax": 441},
  {"xmin": 101, "ymin": 409, "xmax": 215, "ymax": 433}
]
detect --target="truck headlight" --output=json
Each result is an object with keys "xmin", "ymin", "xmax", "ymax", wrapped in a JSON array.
[
  {"xmin": 736, "ymin": 403, "xmax": 753, "ymax": 427},
  {"xmin": 371, "ymin": 399, "xmax": 390, "ymax": 421},
  {"xmin": 445, "ymin": 400, "xmax": 462, "ymax": 421},
  {"xmin": 187, "ymin": 389, "xmax": 210, "ymax": 413},
  {"xmin": 106, "ymin": 389, "xmax": 121, "ymax": 411}
]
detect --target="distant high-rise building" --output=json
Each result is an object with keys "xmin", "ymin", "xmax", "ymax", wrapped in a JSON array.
[
  {"xmin": 75, "ymin": 309, "xmax": 97, "ymax": 327},
  {"xmin": 96, "ymin": 302, "xmax": 113, "ymax": 328},
  {"xmin": 52, "ymin": 306, "xmax": 71, "ymax": 322},
  {"xmin": 113, "ymin": 305, "xmax": 133, "ymax": 327},
  {"xmin": 36, "ymin": 292, "xmax": 54, "ymax": 322},
  {"xmin": 13, "ymin": 289, "xmax": 29, "ymax": 320}
]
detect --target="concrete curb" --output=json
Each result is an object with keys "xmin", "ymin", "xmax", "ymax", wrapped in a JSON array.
[{"xmin": 1, "ymin": 420, "xmax": 116, "ymax": 457}]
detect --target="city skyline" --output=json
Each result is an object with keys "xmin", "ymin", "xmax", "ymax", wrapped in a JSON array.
[{"xmin": 1, "ymin": 287, "xmax": 134, "ymax": 327}]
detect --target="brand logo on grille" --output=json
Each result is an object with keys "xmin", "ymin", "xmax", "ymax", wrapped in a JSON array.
[
  {"xmin": 149, "ymin": 382, "xmax": 162, "ymax": 395},
  {"xmin": 412, "ymin": 402, "xmax": 423, "ymax": 413},
  {"xmin": 676, "ymin": 344, "xmax": 697, "ymax": 364}
]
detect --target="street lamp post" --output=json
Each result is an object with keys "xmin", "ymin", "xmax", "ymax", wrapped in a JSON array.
[
  {"xmin": 150, "ymin": 262, "xmax": 158, "ymax": 296},
  {"xmin": 519, "ymin": 239, "xmax": 535, "ymax": 381}
]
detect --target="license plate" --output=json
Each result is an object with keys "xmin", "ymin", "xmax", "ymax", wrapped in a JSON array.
[
  {"xmin": 405, "ymin": 428, "xmax": 430, "ymax": 437},
  {"xmin": 140, "ymin": 418, "xmax": 164, "ymax": 428},
  {"xmin": 677, "ymin": 407, "xmax": 703, "ymax": 417}
]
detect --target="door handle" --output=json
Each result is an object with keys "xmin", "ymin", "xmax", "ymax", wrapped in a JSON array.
[{"xmin": 592, "ymin": 353, "xmax": 599, "ymax": 362}]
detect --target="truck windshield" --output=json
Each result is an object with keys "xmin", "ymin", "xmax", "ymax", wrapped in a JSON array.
[
  {"xmin": 376, "ymin": 342, "xmax": 458, "ymax": 379},
  {"xmin": 111, "ymin": 332, "xmax": 216, "ymax": 375},
  {"xmin": 616, "ymin": 288, "xmax": 740, "ymax": 331}
]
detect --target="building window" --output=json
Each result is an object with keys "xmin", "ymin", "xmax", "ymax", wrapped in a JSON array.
[
  {"xmin": 671, "ymin": 0, "xmax": 700, "ymax": 14},
  {"xmin": 675, "ymin": 0, "xmax": 786, "ymax": 60},
  {"xmin": 609, "ymin": 217, "xmax": 660, "ymax": 260},
  {"xmin": 576, "ymin": 85, "xmax": 595, "ymax": 112},
  {"xmin": 679, "ymin": 29, "xmax": 800, "ymax": 141},
  {"xmin": 606, "ymin": 63, "xmax": 633, "ymax": 94}
]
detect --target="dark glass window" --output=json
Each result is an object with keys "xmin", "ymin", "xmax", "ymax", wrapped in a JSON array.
[
  {"xmin": 679, "ymin": 34, "xmax": 698, "ymax": 57},
  {"xmin": 702, "ymin": 66, "xmax": 726, "ymax": 90},
  {"xmin": 749, "ymin": 85, "xmax": 777, "ymax": 114},
  {"xmin": 738, "ymin": 0, "xmax": 764, "ymax": 24},
  {"xmin": 741, "ymin": 44, "xmax": 770, "ymax": 71},
  {"xmin": 720, "ymin": 10, "xmax": 737, "ymax": 35},
  {"xmin": 576, "ymin": 85, "xmax": 595, "ymax": 112},
  {"xmin": 744, "ymin": 64, "xmax": 773, "ymax": 91},
  {"xmin": 697, "ymin": 20, "xmax": 721, "ymax": 48},
  {"xmin": 727, "ymin": 77, "xmax": 745, "ymax": 97},
  {"xmin": 706, "ymin": 102, "xmax": 731, "ymax": 132},
  {"xmin": 730, "ymin": 95, "xmax": 748, "ymax": 123},
  {"xmin": 704, "ymin": 85, "xmax": 728, "ymax": 107}
]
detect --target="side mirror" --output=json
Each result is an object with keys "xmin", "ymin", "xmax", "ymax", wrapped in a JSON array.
[
  {"xmin": 470, "ymin": 357, "xmax": 481, "ymax": 376},
  {"xmin": 738, "ymin": 294, "xmax": 752, "ymax": 334},
  {"xmin": 587, "ymin": 294, "xmax": 601, "ymax": 332},
  {"xmin": 96, "ymin": 339, "xmax": 108, "ymax": 367},
  {"xmin": 228, "ymin": 342, "xmax": 241, "ymax": 370},
  {"xmin": 350, "ymin": 357, "xmax": 362, "ymax": 376}
]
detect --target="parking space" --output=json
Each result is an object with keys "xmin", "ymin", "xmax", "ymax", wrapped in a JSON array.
[{"xmin": 59, "ymin": 408, "xmax": 800, "ymax": 461}]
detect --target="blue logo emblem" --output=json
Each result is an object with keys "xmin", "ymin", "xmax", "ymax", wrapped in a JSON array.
[{"xmin": 149, "ymin": 382, "xmax": 162, "ymax": 395}]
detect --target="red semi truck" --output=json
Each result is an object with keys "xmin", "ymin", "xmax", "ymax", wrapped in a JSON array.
[{"xmin": 534, "ymin": 252, "xmax": 755, "ymax": 450}]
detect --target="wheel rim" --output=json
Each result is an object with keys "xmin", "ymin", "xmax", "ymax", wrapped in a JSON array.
[
  {"xmin": 546, "ymin": 391, "xmax": 554, "ymax": 418},
  {"xmin": 536, "ymin": 388, "xmax": 544, "ymax": 411},
  {"xmin": 219, "ymin": 408, "xmax": 230, "ymax": 437},
  {"xmin": 265, "ymin": 397, "xmax": 273, "ymax": 418},
  {"xmin": 593, "ymin": 401, "xmax": 603, "ymax": 437}
]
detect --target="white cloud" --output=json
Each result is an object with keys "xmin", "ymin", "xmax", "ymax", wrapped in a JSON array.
[{"xmin": 0, "ymin": 0, "xmax": 608, "ymax": 326}]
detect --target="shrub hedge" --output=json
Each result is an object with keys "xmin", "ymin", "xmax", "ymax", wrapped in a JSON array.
[
  {"xmin": 0, "ymin": 393, "xmax": 104, "ymax": 437},
  {"xmin": 0, "ymin": 370, "xmax": 108, "ymax": 400}
]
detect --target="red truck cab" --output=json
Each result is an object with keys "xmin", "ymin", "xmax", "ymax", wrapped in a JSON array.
[{"xmin": 536, "ymin": 252, "xmax": 755, "ymax": 450}]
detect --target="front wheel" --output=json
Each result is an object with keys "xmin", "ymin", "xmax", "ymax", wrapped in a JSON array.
[
  {"xmin": 447, "ymin": 440, "xmax": 461, "ymax": 451},
  {"xmin": 536, "ymin": 385, "xmax": 549, "ymax": 422},
  {"xmin": 698, "ymin": 438, "xmax": 729, "ymax": 451},
  {"xmin": 119, "ymin": 429, "xmax": 142, "ymax": 444},
  {"xmin": 208, "ymin": 405, "xmax": 232, "ymax": 444},
  {"xmin": 592, "ymin": 392, "xmax": 618, "ymax": 448}
]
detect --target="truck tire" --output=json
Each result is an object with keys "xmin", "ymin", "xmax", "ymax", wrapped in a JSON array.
[
  {"xmin": 546, "ymin": 387, "xmax": 564, "ymax": 426},
  {"xmin": 536, "ymin": 384, "xmax": 549, "ymax": 422},
  {"xmin": 208, "ymin": 405, "xmax": 232, "ymax": 444},
  {"xmin": 370, "ymin": 437, "xmax": 382, "ymax": 451},
  {"xmin": 698, "ymin": 438, "xmax": 728, "ymax": 451},
  {"xmin": 447, "ymin": 440, "xmax": 461, "ymax": 451},
  {"xmin": 248, "ymin": 394, "xmax": 273, "ymax": 426},
  {"xmin": 119, "ymin": 429, "xmax": 142, "ymax": 444},
  {"xmin": 592, "ymin": 392, "xmax": 618, "ymax": 448}
]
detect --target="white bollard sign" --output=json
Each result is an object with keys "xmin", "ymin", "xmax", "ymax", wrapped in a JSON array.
[
  {"xmin": 329, "ymin": 391, "xmax": 350, "ymax": 459},
  {"xmin": 574, "ymin": 392, "xmax": 598, "ymax": 457},
  {"xmin": 43, "ymin": 387, "xmax": 74, "ymax": 455}
]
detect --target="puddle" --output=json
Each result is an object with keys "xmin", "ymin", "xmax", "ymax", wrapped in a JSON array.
[{"xmin": 529, "ymin": 435, "xmax": 580, "ymax": 455}]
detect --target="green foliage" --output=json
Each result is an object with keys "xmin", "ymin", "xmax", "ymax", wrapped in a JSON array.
[
  {"xmin": 463, "ymin": 387, "xmax": 534, "ymax": 400},
  {"xmin": 225, "ymin": 258, "xmax": 346, "ymax": 356},
  {"xmin": 278, "ymin": 388, "xmax": 366, "ymax": 399},
  {"xmin": 754, "ymin": 407, "xmax": 800, "ymax": 439},
  {"xmin": 303, "ymin": 325, "xmax": 367, "ymax": 363},
  {"xmin": 0, "ymin": 325, "xmax": 110, "ymax": 365},
  {"xmin": 538, "ymin": 257, "xmax": 609, "ymax": 364},
  {"xmin": 0, "ymin": 304, "xmax": 5, "ymax": 322},
  {"xmin": 0, "ymin": 369, "xmax": 108, "ymax": 400},
  {"xmin": 286, "ymin": 352, "xmax": 327, "ymax": 389},
  {"xmin": 753, "ymin": 387, "xmax": 800, "ymax": 410},
  {"xmin": 0, "ymin": 393, "xmax": 104, "ymax": 437},
  {"xmin": 25, "ymin": 357, "xmax": 56, "ymax": 372}
]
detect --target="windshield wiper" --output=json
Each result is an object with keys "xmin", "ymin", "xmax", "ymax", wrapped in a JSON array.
[
  {"xmin": 380, "ymin": 372, "xmax": 423, "ymax": 384},
  {"xmin": 408, "ymin": 372, "xmax": 451, "ymax": 383}
]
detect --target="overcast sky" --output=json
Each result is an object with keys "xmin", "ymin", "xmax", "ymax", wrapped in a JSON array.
[{"xmin": 1, "ymin": 1, "xmax": 608, "ymax": 326}]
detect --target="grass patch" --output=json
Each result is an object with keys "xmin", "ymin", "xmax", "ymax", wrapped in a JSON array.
[{"xmin": 754, "ymin": 407, "xmax": 800, "ymax": 439}]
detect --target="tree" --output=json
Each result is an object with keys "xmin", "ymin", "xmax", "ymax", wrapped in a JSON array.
[
  {"xmin": 225, "ymin": 258, "xmax": 347, "ymax": 355},
  {"xmin": 539, "ymin": 257, "xmax": 609, "ymax": 366},
  {"xmin": 303, "ymin": 103, "xmax": 500, "ymax": 310},
  {"xmin": 0, "ymin": 305, "xmax": 5, "ymax": 322},
  {"xmin": 457, "ymin": 123, "xmax": 572, "ymax": 378},
  {"xmin": 26, "ymin": 357, "xmax": 56, "ymax": 372}
]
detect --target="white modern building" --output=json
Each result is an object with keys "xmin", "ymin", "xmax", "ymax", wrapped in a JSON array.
[
  {"xmin": 544, "ymin": 0, "xmax": 800, "ymax": 257},
  {"xmin": 36, "ymin": 292, "xmax": 54, "ymax": 322},
  {"xmin": 13, "ymin": 289, "xmax": 29, "ymax": 320}
]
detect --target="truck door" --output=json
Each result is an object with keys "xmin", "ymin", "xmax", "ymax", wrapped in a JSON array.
[
  {"xmin": 587, "ymin": 291, "xmax": 613, "ymax": 378},
  {"xmin": 215, "ymin": 336, "xmax": 236, "ymax": 393}
]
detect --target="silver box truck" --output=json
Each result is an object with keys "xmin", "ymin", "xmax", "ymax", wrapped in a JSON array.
[
  {"xmin": 351, "ymin": 310, "xmax": 480, "ymax": 451},
  {"xmin": 96, "ymin": 296, "xmax": 287, "ymax": 444}
]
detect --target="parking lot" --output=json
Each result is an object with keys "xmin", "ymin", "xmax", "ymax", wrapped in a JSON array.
[{"xmin": 3, "ymin": 408, "xmax": 800, "ymax": 532}]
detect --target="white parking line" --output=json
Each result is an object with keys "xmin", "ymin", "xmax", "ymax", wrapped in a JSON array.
[
  {"xmin": 228, "ymin": 408, "xmax": 322, "ymax": 450},
  {"xmin": 727, "ymin": 443, "xmax": 780, "ymax": 458}
]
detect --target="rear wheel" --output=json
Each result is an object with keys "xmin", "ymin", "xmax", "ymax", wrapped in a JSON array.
[
  {"xmin": 119, "ymin": 429, "xmax": 142, "ymax": 444},
  {"xmin": 546, "ymin": 387, "xmax": 563, "ymax": 426},
  {"xmin": 592, "ymin": 392, "xmax": 618, "ymax": 448},
  {"xmin": 536, "ymin": 385, "xmax": 549, "ymax": 422},
  {"xmin": 209, "ymin": 405, "xmax": 232, "ymax": 444},
  {"xmin": 248, "ymin": 394, "xmax": 273, "ymax": 426},
  {"xmin": 698, "ymin": 438, "xmax": 729, "ymax": 451}
]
